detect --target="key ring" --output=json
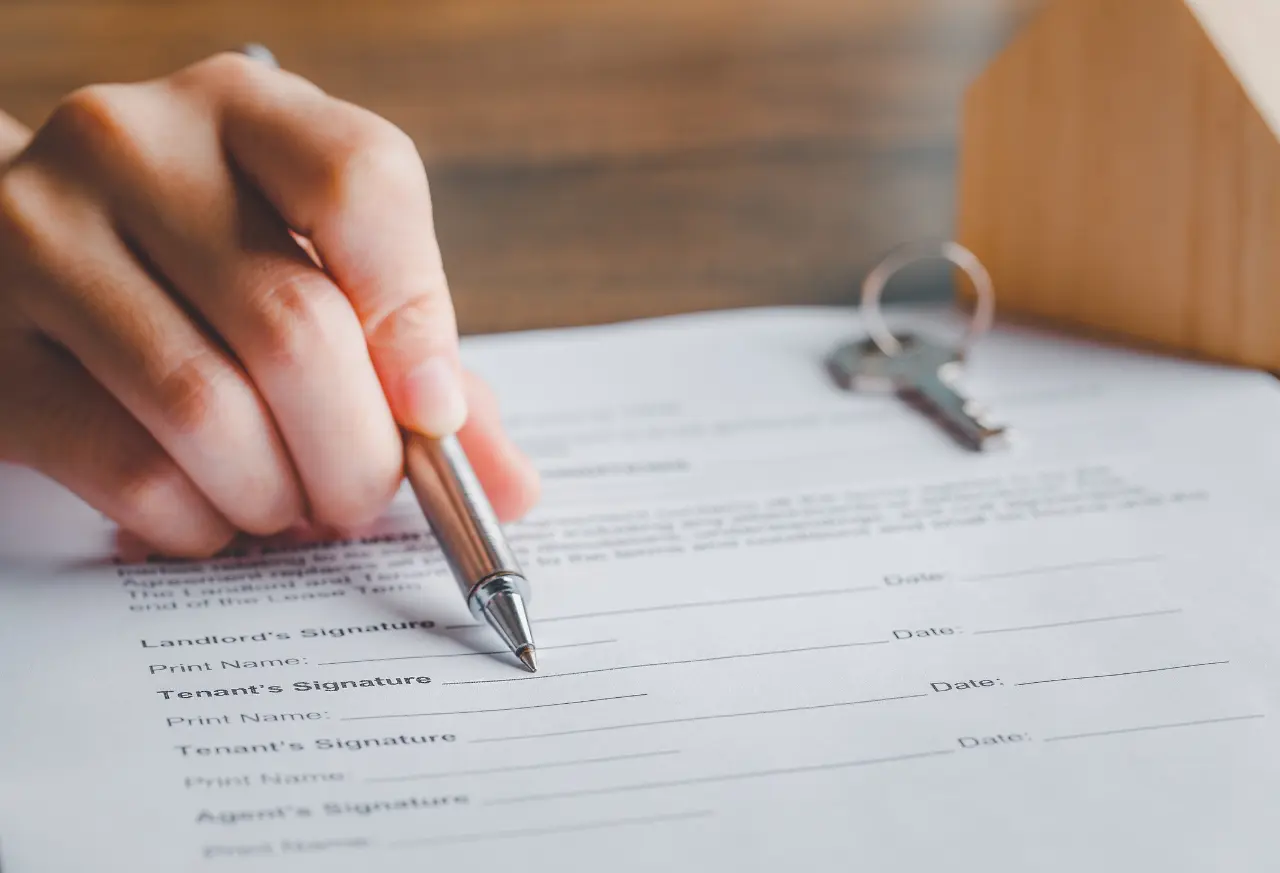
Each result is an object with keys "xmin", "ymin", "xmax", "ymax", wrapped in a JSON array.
[
  {"xmin": 236, "ymin": 43, "xmax": 279, "ymax": 68},
  {"xmin": 860, "ymin": 240, "xmax": 996, "ymax": 358}
]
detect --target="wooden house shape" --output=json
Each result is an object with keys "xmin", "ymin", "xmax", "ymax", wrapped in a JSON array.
[{"xmin": 957, "ymin": 0, "xmax": 1280, "ymax": 369}]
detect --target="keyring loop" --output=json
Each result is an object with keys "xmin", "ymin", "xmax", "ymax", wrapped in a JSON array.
[
  {"xmin": 236, "ymin": 43, "xmax": 280, "ymax": 69},
  {"xmin": 859, "ymin": 240, "xmax": 995, "ymax": 357}
]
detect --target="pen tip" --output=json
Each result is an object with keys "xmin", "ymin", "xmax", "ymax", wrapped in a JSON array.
[{"xmin": 476, "ymin": 583, "xmax": 537, "ymax": 674}]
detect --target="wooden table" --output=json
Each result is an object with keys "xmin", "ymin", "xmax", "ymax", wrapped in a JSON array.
[{"xmin": 0, "ymin": 0, "xmax": 1040, "ymax": 334}]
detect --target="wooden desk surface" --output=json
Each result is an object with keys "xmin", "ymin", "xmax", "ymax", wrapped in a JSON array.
[{"xmin": 0, "ymin": 0, "xmax": 1039, "ymax": 334}]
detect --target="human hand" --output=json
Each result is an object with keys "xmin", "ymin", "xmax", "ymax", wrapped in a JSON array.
[{"xmin": 0, "ymin": 53, "xmax": 539, "ymax": 557}]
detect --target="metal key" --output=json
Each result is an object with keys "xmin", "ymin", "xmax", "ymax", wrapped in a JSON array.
[{"xmin": 827, "ymin": 331, "xmax": 1010, "ymax": 452}]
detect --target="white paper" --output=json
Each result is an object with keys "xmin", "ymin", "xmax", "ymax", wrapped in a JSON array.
[{"xmin": 1, "ymin": 306, "xmax": 1279, "ymax": 871}]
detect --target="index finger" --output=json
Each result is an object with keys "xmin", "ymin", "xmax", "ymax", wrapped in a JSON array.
[{"xmin": 176, "ymin": 53, "xmax": 467, "ymax": 438}]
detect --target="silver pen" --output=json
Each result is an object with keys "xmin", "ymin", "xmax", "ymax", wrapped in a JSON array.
[{"xmin": 404, "ymin": 434, "xmax": 538, "ymax": 672}]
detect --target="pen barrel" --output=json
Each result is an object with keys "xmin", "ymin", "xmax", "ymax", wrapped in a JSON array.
[{"xmin": 403, "ymin": 433, "xmax": 528, "ymax": 616}]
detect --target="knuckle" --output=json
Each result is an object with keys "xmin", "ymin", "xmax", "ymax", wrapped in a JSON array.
[
  {"xmin": 172, "ymin": 51, "xmax": 262, "ymax": 95},
  {"xmin": 248, "ymin": 272, "xmax": 350, "ymax": 369},
  {"xmin": 323, "ymin": 116, "xmax": 425, "ymax": 207},
  {"xmin": 365, "ymin": 292, "xmax": 453, "ymax": 353},
  {"xmin": 45, "ymin": 84, "xmax": 137, "ymax": 159},
  {"xmin": 151, "ymin": 351, "xmax": 224, "ymax": 437}
]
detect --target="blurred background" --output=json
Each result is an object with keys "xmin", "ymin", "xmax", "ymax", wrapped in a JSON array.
[{"xmin": 0, "ymin": 0, "xmax": 1041, "ymax": 334}]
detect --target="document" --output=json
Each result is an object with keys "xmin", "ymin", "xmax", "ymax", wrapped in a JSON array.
[{"xmin": 1, "ymin": 306, "xmax": 1278, "ymax": 871}]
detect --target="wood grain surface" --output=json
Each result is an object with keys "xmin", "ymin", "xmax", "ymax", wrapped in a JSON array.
[
  {"xmin": 0, "ymin": 0, "xmax": 1040, "ymax": 334},
  {"xmin": 959, "ymin": 0, "xmax": 1280, "ymax": 370}
]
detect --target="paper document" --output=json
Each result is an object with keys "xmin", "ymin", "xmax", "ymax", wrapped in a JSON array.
[{"xmin": 1, "ymin": 307, "xmax": 1278, "ymax": 871}]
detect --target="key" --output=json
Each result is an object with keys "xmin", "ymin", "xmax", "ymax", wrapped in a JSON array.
[{"xmin": 827, "ymin": 331, "xmax": 1010, "ymax": 451}]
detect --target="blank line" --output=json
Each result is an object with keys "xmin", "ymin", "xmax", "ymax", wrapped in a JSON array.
[
  {"xmin": 444, "ymin": 639, "xmax": 889, "ymax": 686},
  {"xmin": 322, "ymin": 634, "xmax": 616, "ymax": 660},
  {"xmin": 1045, "ymin": 714, "xmax": 1266, "ymax": 742},
  {"xmin": 974, "ymin": 609, "xmax": 1183, "ymax": 636},
  {"xmin": 472, "ymin": 693, "xmax": 928, "ymax": 743},
  {"xmin": 485, "ymin": 750, "xmax": 955, "ymax": 805},
  {"xmin": 319, "ymin": 639, "xmax": 615, "ymax": 666},
  {"xmin": 534, "ymin": 587, "xmax": 881, "ymax": 624},
  {"xmin": 967, "ymin": 555, "xmax": 1162, "ymax": 582},
  {"xmin": 1016, "ymin": 660, "xmax": 1228, "ymax": 687},
  {"xmin": 366, "ymin": 750, "xmax": 682, "ymax": 783},
  {"xmin": 394, "ymin": 809, "xmax": 713, "ymax": 848},
  {"xmin": 341, "ymin": 693, "xmax": 646, "ymax": 721},
  {"xmin": 444, "ymin": 586, "xmax": 878, "ymax": 630}
]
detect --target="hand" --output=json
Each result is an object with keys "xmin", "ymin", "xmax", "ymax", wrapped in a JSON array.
[{"xmin": 0, "ymin": 53, "xmax": 539, "ymax": 557}]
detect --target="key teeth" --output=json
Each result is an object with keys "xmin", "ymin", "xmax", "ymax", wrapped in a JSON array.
[{"xmin": 897, "ymin": 389, "xmax": 1007, "ymax": 452}]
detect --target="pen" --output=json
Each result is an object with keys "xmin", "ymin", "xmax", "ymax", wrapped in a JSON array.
[
  {"xmin": 404, "ymin": 433, "xmax": 538, "ymax": 672},
  {"xmin": 233, "ymin": 45, "xmax": 538, "ymax": 672}
]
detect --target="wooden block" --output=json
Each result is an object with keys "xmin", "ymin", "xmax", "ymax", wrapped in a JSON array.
[{"xmin": 957, "ymin": 0, "xmax": 1280, "ymax": 369}]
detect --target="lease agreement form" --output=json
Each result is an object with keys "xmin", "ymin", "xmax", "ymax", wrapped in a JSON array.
[{"xmin": 1, "ymin": 307, "xmax": 1279, "ymax": 871}]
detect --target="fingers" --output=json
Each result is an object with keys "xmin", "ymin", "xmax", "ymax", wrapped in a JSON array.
[
  {"xmin": 0, "ymin": 332, "xmax": 235, "ymax": 557},
  {"xmin": 76, "ymin": 81, "xmax": 403, "ymax": 530},
  {"xmin": 456, "ymin": 371, "xmax": 540, "ymax": 523},
  {"xmin": 1, "ymin": 151, "xmax": 303, "ymax": 536},
  {"xmin": 0, "ymin": 54, "xmax": 542, "ymax": 558},
  {"xmin": 183, "ymin": 53, "xmax": 467, "ymax": 438}
]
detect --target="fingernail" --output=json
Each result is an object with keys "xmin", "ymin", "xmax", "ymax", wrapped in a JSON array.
[{"xmin": 403, "ymin": 356, "xmax": 468, "ymax": 436}]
